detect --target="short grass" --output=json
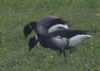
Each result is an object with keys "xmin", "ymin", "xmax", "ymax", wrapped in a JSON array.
[{"xmin": 0, "ymin": 0, "xmax": 100, "ymax": 71}]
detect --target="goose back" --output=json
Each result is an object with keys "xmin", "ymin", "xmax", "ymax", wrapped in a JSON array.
[{"xmin": 37, "ymin": 16, "xmax": 67, "ymax": 35}]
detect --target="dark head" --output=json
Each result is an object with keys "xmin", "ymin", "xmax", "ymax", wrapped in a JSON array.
[
  {"xmin": 28, "ymin": 35, "xmax": 38, "ymax": 52},
  {"xmin": 23, "ymin": 21, "xmax": 37, "ymax": 39}
]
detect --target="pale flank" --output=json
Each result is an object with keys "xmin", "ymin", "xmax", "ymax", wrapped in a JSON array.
[
  {"xmin": 52, "ymin": 36, "xmax": 68, "ymax": 48},
  {"xmin": 68, "ymin": 34, "xmax": 92, "ymax": 47}
]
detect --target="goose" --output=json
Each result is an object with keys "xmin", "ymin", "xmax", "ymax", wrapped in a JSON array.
[
  {"xmin": 23, "ymin": 16, "xmax": 69, "ymax": 51},
  {"xmin": 29, "ymin": 29, "xmax": 92, "ymax": 56}
]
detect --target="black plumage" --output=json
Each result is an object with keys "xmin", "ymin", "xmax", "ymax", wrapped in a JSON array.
[
  {"xmin": 50, "ymin": 29, "xmax": 87, "ymax": 38},
  {"xmin": 23, "ymin": 16, "xmax": 92, "ymax": 57},
  {"xmin": 34, "ymin": 29, "xmax": 90, "ymax": 56},
  {"xmin": 28, "ymin": 36, "xmax": 38, "ymax": 52},
  {"xmin": 23, "ymin": 16, "xmax": 69, "ymax": 52},
  {"xmin": 23, "ymin": 21, "xmax": 37, "ymax": 39}
]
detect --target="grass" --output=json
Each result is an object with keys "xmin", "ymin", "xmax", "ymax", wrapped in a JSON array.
[{"xmin": 0, "ymin": 0, "xmax": 100, "ymax": 71}]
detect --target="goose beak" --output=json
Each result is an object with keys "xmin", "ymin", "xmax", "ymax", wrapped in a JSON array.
[{"xmin": 28, "ymin": 36, "xmax": 38, "ymax": 52}]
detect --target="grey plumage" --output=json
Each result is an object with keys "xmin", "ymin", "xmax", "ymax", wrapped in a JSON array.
[{"xmin": 23, "ymin": 16, "xmax": 92, "ymax": 57}]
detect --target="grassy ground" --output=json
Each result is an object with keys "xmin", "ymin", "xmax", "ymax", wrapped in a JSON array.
[{"xmin": 0, "ymin": 0, "xmax": 100, "ymax": 71}]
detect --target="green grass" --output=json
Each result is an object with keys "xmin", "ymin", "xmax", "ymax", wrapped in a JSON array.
[{"xmin": 0, "ymin": 0, "xmax": 100, "ymax": 71}]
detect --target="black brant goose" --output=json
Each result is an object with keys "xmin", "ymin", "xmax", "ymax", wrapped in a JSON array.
[
  {"xmin": 23, "ymin": 16, "xmax": 92, "ymax": 56},
  {"xmin": 23, "ymin": 16, "xmax": 69, "ymax": 51}
]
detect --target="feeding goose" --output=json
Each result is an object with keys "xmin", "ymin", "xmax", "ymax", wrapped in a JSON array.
[
  {"xmin": 23, "ymin": 16, "xmax": 69, "ymax": 39},
  {"xmin": 23, "ymin": 16, "xmax": 92, "ymax": 56},
  {"xmin": 29, "ymin": 29, "xmax": 92, "ymax": 56},
  {"xmin": 23, "ymin": 16, "xmax": 69, "ymax": 51}
]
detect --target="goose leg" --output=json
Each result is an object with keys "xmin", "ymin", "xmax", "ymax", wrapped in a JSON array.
[
  {"xmin": 63, "ymin": 49, "xmax": 66, "ymax": 57},
  {"xmin": 59, "ymin": 49, "xmax": 66, "ymax": 57},
  {"xmin": 59, "ymin": 50, "xmax": 62, "ymax": 56}
]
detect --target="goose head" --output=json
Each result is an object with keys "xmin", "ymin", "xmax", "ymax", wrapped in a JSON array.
[{"xmin": 28, "ymin": 35, "xmax": 38, "ymax": 52}]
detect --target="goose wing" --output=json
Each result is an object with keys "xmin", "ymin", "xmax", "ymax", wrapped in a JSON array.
[
  {"xmin": 37, "ymin": 16, "xmax": 68, "ymax": 34},
  {"xmin": 50, "ymin": 29, "xmax": 87, "ymax": 39}
]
